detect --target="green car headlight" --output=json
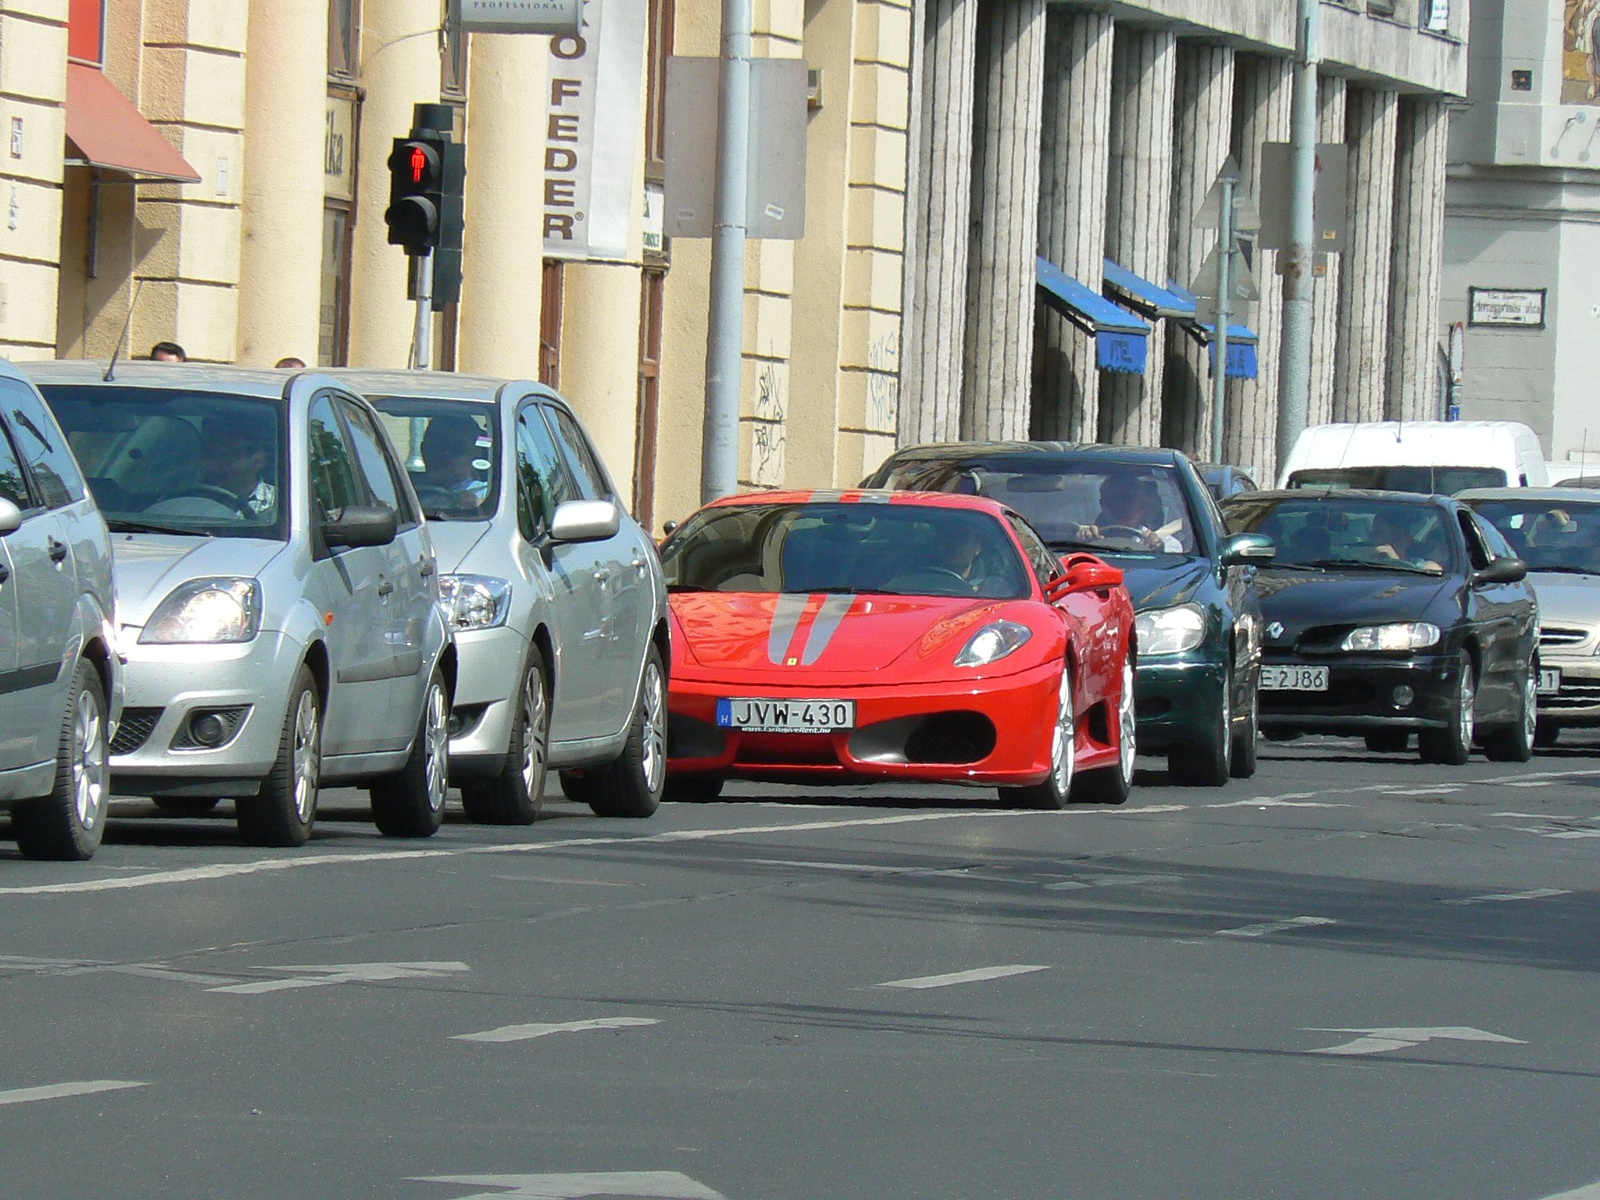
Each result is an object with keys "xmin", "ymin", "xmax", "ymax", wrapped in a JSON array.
[
  {"xmin": 1134, "ymin": 603, "xmax": 1207, "ymax": 656},
  {"xmin": 1341, "ymin": 622, "xmax": 1440, "ymax": 652}
]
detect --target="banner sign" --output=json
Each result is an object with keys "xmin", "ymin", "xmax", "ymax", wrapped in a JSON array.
[
  {"xmin": 459, "ymin": 0, "xmax": 582, "ymax": 35},
  {"xmin": 542, "ymin": 0, "xmax": 647, "ymax": 261},
  {"xmin": 1468, "ymin": 287, "xmax": 1546, "ymax": 329}
]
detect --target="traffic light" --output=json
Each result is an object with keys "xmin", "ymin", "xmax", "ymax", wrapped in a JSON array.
[
  {"xmin": 385, "ymin": 132, "xmax": 445, "ymax": 254},
  {"xmin": 431, "ymin": 140, "xmax": 467, "ymax": 310}
]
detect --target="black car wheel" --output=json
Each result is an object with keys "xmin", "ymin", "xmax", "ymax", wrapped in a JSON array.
[
  {"xmin": 370, "ymin": 666, "xmax": 450, "ymax": 837},
  {"xmin": 1483, "ymin": 659, "xmax": 1536, "ymax": 763},
  {"xmin": 237, "ymin": 666, "xmax": 319, "ymax": 847},
  {"xmin": 1171, "ymin": 671, "xmax": 1231, "ymax": 786},
  {"xmin": 1229, "ymin": 665, "xmax": 1258, "ymax": 780},
  {"xmin": 11, "ymin": 659, "xmax": 109, "ymax": 861},
  {"xmin": 462, "ymin": 646, "xmax": 551, "ymax": 825},
  {"xmin": 1534, "ymin": 722, "xmax": 1560, "ymax": 749},
  {"xmin": 665, "ymin": 776, "xmax": 726, "ymax": 801},
  {"xmin": 1364, "ymin": 729, "xmax": 1411, "ymax": 753},
  {"xmin": 584, "ymin": 647, "xmax": 667, "ymax": 818},
  {"xmin": 1419, "ymin": 651, "xmax": 1475, "ymax": 766}
]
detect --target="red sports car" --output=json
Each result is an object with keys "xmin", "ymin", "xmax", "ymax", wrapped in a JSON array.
[{"xmin": 660, "ymin": 490, "xmax": 1137, "ymax": 807}]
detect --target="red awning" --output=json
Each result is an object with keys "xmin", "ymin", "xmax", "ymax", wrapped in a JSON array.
[{"xmin": 64, "ymin": 63, "xmax": 201, "ymax": 183}]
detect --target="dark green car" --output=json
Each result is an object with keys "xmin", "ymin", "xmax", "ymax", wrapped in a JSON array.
[{"xmin": 864, "ymin": 443, "xmax": 1274, "ymax": 785}]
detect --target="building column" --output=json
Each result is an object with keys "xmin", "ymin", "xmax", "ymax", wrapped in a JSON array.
[
  {"xmin": 1332, "ymin": 87, "xmax": 1399, "ymax": 424},
  {"xmin": 1162, "ymin": 41, "xmax": 1234, "ymax": 457},
  {"xmin": 898, "ymin": 0, "xmax": 977, "ymax": 445},
  {"xmin": 1227, "ymin": 53, "xmax": 1291, "ymax": 479},
  {"xmin": 1386, "ymin": 97, "xmax": 1450, "ymax": 422},
  {"xmin": 3, "ymin": 7, "xmax": 65, "ymax": 358},
  {"xmin": 1308, "ymin": 74, "xmax": 1347, "ymax": 428},
  {"xmin": 560, "ymin": 264, "xmax": 642, "ymax": 482},
  {"xmin": 346, "ymin": 0, "xmax": 440, "ymax": 368},
  {"xmin": 456, "ymin": 34, "xmax": 547, "ymax": 378},
  {"xmin": 1099, "ymin": 26, "xmax": 1176, "ymax": 447},
  {"xmin": 961, "ymin": 0, "xmax": 1046, "ymax": 442},
  {"xmin": 237, "ymin": 0, "xmax": 326, "ymax": 367},
  {"xmin": 1033, "ymin": 9, "xmax": 1114, "ymax": 442}
]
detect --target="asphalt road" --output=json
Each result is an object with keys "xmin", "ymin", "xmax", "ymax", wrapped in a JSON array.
[{"xmin": 2, "ymin": 737, "xmax": 1598, "ymax": 1200}]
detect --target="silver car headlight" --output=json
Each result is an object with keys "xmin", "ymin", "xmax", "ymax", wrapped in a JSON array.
[
  {"xmin": 1135, "ymin": 603, "xmax": 1207, "ymax": 656},
  {"xmin": 1341, "ymin": 622, "xmax": 1440, "ymax": 652},
  {"xmin": 954, "ymin": 619, "xmax": 1033, "ymax": 668},
  {"xmin": 439, "ymin": 574, "xmax": 512, "ymax": 631},
  {"xmin": 140, "ymin": 578, "xmax": 261, "ymax": 644}
]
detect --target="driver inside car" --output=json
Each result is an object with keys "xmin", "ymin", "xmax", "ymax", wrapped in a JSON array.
[
  {"xmin": 415, "ymin": 415, "xmax": 489, "ymax": 507},
  {"xmin": 200, "ymin": 409, "xmax": 277, "ymax": 517},
  {"xmin": 1372, "ymin": 508, "xmax": 1446, "ymax": 572},
  {"xmin": 1077, "ymin": 474, "xmax": 1182, "ymax": 552}
]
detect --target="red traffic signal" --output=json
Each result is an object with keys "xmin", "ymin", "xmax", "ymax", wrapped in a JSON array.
[{"xmin": 385, "ymin": 136, "xmax": 444, "ymax": 253}]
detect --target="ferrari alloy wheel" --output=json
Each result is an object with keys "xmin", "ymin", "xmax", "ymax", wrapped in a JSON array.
[
  {"xmin": 1171, "ymin": 671, "xmax": 1231, "ymax": 786},
  {"xmin": 1419, "ymin": 651, "xmax": 1475, "ymax": 766},
  {"xmin": 1483, "ymin": 658, "xmax": 1536, "ymax": 764},
  {"xmin": 1004, "ymin": 661, "xmax": 1076, "ymax": 810},
  {"xmin": 1073, "ymin": 652, "xmax": 1134, "ymax": 806}
]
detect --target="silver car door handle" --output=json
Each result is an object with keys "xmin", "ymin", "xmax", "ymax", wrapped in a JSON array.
[
  {"xmin": 0, "ymin": 562, "xmax": 8, "ymax": 584},
  {"xmin": 378, "ymin": 581, "xmax": 395, "ymax": 597},
  {"xmin": 593, "ymin": 568, "xmax": 611, "ymax": 584},
  {"xmin": 418, "ymin": 559, "xmax": 434, "ymax": 578},
  {"xmin": 632, "ymin": 555, "xmax": 647, "ymax": 576},
  {"xmin": 48, "ymin": 538, "xmax": 68, "ymax": 564}
]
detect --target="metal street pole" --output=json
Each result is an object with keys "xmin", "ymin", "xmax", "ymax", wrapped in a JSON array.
[
  {"xmin": 413, "ymin": 251, "xmax": 434, "ymax": 371},
  {"xmin": 700, "ymin": 0, "xmax": 753, "ymax": 504},
  {"xmin": 1211, "ymin": 172, "xmax": 1235, "ymax": 464},
  {"xmin": 1275, "ymin": 0, "xmax": 1319, "ymax": 472}
]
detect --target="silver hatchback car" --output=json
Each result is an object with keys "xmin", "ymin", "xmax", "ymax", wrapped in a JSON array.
[
  {"xmin": 28, "ymin": 362, "xmax": 455, "ymax": 847},
  {"xmin": 335, "ymin": 371, "xmax": 669, "ymax": 824},
  {"xmin": 0, "ymin": 360, "xmax": 121, "ymax": 860}
]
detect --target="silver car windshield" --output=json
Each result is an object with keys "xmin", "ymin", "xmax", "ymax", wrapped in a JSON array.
[
  {"xmin": 1470, "ymin": 499, "xmax": 1600, "ymax": 575},
  {"xmin": 39, "ymin": 385, "xmax": 288, "ymax": 541},
  {"xmin": 371, "ymin": 397, "xmax": 500, "ymax": 521}
]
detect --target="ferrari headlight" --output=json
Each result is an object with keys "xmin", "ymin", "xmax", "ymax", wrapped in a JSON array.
[
  {"xmin": 954, "ymin": 620, "xmax": 1033, "ymax": 668},
  {"xmin": 1134, "ymin": 603, "xmax": 1207, "ymax": 656},
  {"xmin": 140, "ymin": 578, "xmax": 261, "ymax": 644},
  {"xmin": 1341, "ymin": 622, "xmax": 1440, "ymax": 652},
  {"xmin": 439, "ymin": 574, "xmax": 511, "ymax": 631}
]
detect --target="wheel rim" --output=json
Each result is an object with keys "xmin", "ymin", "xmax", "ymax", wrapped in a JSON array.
[
  {"xmin": 640, "ymin": 661, "xmax": 667, "ymax": 794},
  {"xmin": 73, "ymin": 687, "xmax": 107, "ymax": 831},
  {"xmin": 1219, "ymin": 679, "xmax": 1233, "ymax": 768},
  {"xmin": 520, "ymin": 665, "xmax": 549, "ymax": 796},
  {"xmin": 291, "ymin": 691, "xmax": 320, "ymax": 824},
  {"xmin": 1117, "ymin": 657, "xmax": 1136, "ymax": 783},
  {"xmin": 424, "ymin": 682, "xmax": 449, "ymax": 812},
  {"xmin": 1051, "ymin": 666, "xmax": 1076, "ymax": 796},
  {"xmin": 1458, "ymin": 663, "xmax": 1475, "ymax": 748},
  {"xmin": 1523, "ymin": 667, "xmax": 1537, "ymax": 748}
]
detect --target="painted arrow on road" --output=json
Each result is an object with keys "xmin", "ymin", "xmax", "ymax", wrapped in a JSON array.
[
  {"xmin": 1305, "ymin": 1026, "xmax": 1525, "ymax": 1056},
  {"xmin": 208, "ymin": 961, "xmax": 469, "ymax": 994},
  {"xmin": 415, "ymin": 1171, "xmax": 727, "ymax": 1199}
]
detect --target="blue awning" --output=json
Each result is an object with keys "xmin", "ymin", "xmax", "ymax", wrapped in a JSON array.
[
  {"xmin": 1165, "ymin": 280, "xmax": 1260, "ymax": 379},
  {"xmin": 1035, "ymin": 256, "xmax": 1150, "ymax": 375},
  {"xmin": 1103, "ymin": 259, "xmax": 1193, "ymax": 319}
]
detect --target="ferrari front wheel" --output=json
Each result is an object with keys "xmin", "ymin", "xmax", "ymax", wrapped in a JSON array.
[
  {"xmin": 1073, "ymin": 652, "xmax": 1134, "ymax": 805},
  {"xmin": 1003, "ymin": 661, "xmax": 1076, "ymax": 810}
]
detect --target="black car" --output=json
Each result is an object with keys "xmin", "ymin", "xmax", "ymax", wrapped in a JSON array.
[
  {"xmin": 1197, "ymin": 463, "xmax": 1259, "ymax": 502},
  {"xmin": 864, "ymin": 443, "xmax": 1274, "ymax": 785},
  {"xmin": 1220, "ymin": 489, "xmax": 1539, "ymax": 764}
]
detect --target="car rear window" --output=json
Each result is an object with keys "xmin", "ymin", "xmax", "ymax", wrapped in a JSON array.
[{"xmin": 1286, "ymin": 466, "xmax": 1507, "ymax": 495}]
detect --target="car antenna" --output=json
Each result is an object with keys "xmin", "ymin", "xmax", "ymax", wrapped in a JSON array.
[{"xmin": 102, "ymin": 279, "xmax": 144, "ymax": 383}]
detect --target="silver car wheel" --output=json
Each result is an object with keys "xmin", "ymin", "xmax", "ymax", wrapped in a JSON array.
[
  {"xmin": 73, "ymin": 685, "xmax": 108, "ymax": 831},
  {"xmin": 520, "ymin": 666, "xmax": 549, "ymax": 797},
  {"xmin": 1458, "ymin": 665, "xmax": 1475, "ymax": 749},
  {"xmin": 1051, "ymin": 666, "xmax": 1076, "ymax": 797},
  {"xmin": 1116, "ymin": 657, "xmax": 1136, "ymax": 783},
  {"xmin": 424, "ymin": 681, "xmax": 450, "ymax": 813},
  {"xmin": 291, "ymin": 690, "xmax": 320, "ymax": 824},
  {"xmin": 1522, "ymin": 667, "xmax": 1537, "ymax": 748},
  {"xmin": 640, "ymin": 660, "xmax": 667, "ymax": 795}
]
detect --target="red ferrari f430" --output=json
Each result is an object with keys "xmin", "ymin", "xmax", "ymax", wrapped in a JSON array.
[{"xmin": 660, "ymin": 491, "xmax": 1137, "ymax": 807}]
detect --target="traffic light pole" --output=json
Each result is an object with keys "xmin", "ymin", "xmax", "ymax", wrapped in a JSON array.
[
  {"xmin": 413, "ymin": 252, "xmax": 434, "ymax": 371},
  {"xmin": 1275, "ymin": 0, "xmax": 1319, "ymax": 471}
]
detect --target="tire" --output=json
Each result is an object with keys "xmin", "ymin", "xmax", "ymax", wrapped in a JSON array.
[
  {"xmin": 584, "ymin": 646, "xmax": 667, "ymax": 819},
  {"xmin": 370, "ymin": 666, "xmax": 450, "ymax": 837},
  {"xmin": 1535, "ymin": 721, "xmax": 1560, "ymax": 749},
  {"xmin": 557, "ymin": 770, "xmax": 592, "ymax": 803},
  {"xmin": 1364, "ymin": 729, "xmax": 1411, "ymax": 753},
  {"xmin": 12, "ymin": 659, "xmax": 109, "ymax": 861},
  {"xmin": 1003, "ymin": 660, "xmax": 1077, "ymax": 809},
  {"xmin": 461, "ymin": 646, "xmax": 551, "ymax": 825},
  {"xmin": 153, "ymin": 796, "xmax": 221, "ymax": 815},
  {"xmin": 665, "ymin": 775, "xmax": 725, "ymax": 801},
  {"xmin": 1483, "ymin": 659, "xmax": 1536, "ymax": 763},
  {"xmin": 237, "ymin": 666, "xmax": 320, "ymax": 847},
  {"xmin": 1170, "ymin": 670, "xmax": 1232, "ymax": 787},
  {"xmin": 1419, "ymin": 652, "xmax": 1475, "ymax": 766},
  {"xmin": 1073, "ymin": 653, "xmax": 1134, "ymax": 806},
  {"xmin": 1230, "ymin": 667, "xmax": 1259, "ymax": 780}
]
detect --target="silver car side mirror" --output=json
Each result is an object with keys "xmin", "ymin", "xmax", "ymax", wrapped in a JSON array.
[
  {"xmin": 0, "ymin": 497, "xmax": 21, "ymax": 536},
  {"xmin": 550, "ymin": 499, "xmax": 620, "ymax": 544}
]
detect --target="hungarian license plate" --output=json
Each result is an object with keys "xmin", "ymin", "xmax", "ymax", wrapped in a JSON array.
[
  {"xmin": 1260, "ymin": 665, "xmax": 1329, "ymax": 692},
  {"xmin": 1538, "ymin": 667, "xmax": 1562, "ymax": 696},
  {"xmin": 716, "ymin": 698, "xmax": 855, "ymax": 733}
]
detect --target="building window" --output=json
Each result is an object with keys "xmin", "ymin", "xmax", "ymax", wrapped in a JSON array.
[
  {"xmin": 320, "ymin": 205, "xmax": 352, "ymax": 365},
  {"xmin": 540, "ymin": 261, "xmax": 564, "ymax": 387},
  {"xmin": 329, "ymin": 0, "xmax": 361, "ymax": 81},
  {"xmin": 633, "ymin": 268, "xmax": 665, "ymax": 530},
  {"xmin": 442, "ymin": 23, "xmax": 468, "ymax": 98},
  {"xmin": 68, "ymin": 0, "xmax": 104, "ymax": 64},
  {"xmin": 644, "ymin": 0, "xmax": 676, "ymax": 174}
]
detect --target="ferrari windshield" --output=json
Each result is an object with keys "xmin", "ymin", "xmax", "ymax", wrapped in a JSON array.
[
  {"xmin": 39, "ymin": 385, "xmax": 287, "ymax": 540},
  {"xmin": 371, "ymin": 396, "xmax": 500, "ymax": 521},
  {"xmin": 662, "ymin": 502, "xmax": 1032, "ymax": 599},
  {"xmin": 1225, "ymin": 495, "xmax": 1457, "ymax": 576},
  {"xmin": 1467, "ymin": 498, "xmax": 1600, "ymax": 574}
]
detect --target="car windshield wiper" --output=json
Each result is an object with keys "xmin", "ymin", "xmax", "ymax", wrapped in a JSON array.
[
  {"xmin": 1299, "ymin": 557, "xmax": 1441, "ymax": 576},
  {"xmin": 107, "ymin": 518, "xmax": 211, "ymax": 537}
]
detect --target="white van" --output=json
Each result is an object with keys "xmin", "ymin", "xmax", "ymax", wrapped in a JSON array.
[{"xmin": 1277, "ymin": 421, "xmax": 1547, "ymax": 494}]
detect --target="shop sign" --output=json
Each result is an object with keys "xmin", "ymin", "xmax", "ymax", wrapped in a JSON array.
[
  {"xmin": 324, "ymin": 96, "xmax": 356, "ymax": 202},
  {"xmin": 458, "ymin": 0, "xmax": 582, "ymax": 35},
  {"xmin": 1468, "ymin": 287, "xmax": 1546, "ymax": 329}
]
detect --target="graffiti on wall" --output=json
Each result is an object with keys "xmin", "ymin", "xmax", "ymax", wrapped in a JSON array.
[
  {"xmin": 1566, "ymin": 0, "xmax": 1600, "ymax": 103},
  {"xmin": 866, "ymin": 332, "xmax": 899, "ymax": 434},
  {"xmin": 749, "ymin": 358, "xmax": 786, "ymax": 486}
]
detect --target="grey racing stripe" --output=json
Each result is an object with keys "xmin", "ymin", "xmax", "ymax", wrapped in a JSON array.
[
  {"xmin": 800, "ymin": 595, "xmax": 855, "ymax": 665},
  {"xmin": 768, "ymin": 594, "xmax": 809, "ymax": 664}
]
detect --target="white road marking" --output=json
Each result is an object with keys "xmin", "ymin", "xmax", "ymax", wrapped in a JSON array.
[
  {"xmin": 1116, "ymin": 803, "xmax": 1188, "ymax": 814},
  {"xmin": 0, "ymin": 1080, "xmax": 146, "ymax": 1107},
  {"xmin": 1305, "ymin": 1025, "xmax": 1525, "ymax": 1056},
  {"xmin": 109, "ymin": 964, "xmax": 245, "ymax": 986},
  {"xmin": 1492, "ymin": 812, "xmax": 1578, "ymax": 820},
  {"xmin": 1209, "ymin": 798, "xmax": 1351, "ymax": 809},
  {"xmin": 1443, "ymin": 888, "xmax": 1571, "ymax": 906},
  {"xmin": 1045, "ymin": 873, "xmax": 1183, "ymax": 890},
  {"xmin": 743, "ymin": 858, "xmax": 962, "ymax": 876},
  {"xmin": 1534, "ymin": 1182, "xmax": 1600, "ymax": 1200},
  {"xmin": 208, "ymin": 961, "xmax": 469, "ymax": 994},
  {"xmin": 414, "ymin": 1171, "xmax": 727, "ymax": 1199},
  {"xmin": 1215, "ymin": 916, "xmax": 1337, "ymax": 938},
  {"xmin": 1382, "ymin": 786, "xmax": 1464, "ymax": 797},
  {"xmin": 877, "ymin": 964, "xmax": 1049, "ymax": 990},
  {"xmin": 453, "ymin": 1017, "xmax": 659, "ymax": 1044},
  {"xmin": 1505, "ymin": 780, "xmax": 1558, "ymax": 789}
]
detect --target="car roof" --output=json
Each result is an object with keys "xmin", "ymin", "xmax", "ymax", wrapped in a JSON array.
[
  {"xmin": 1457, "ymin": 487, "xmax": 1600, "ymax": 503},
  {"xmin": 1227, "ymin": 487, "xmax": 1453, "ymax": 508},
  {"xmin": 22, "ymin": 359, "xmax": 297, "ymax": 400},
  {"xmin": 887, "ymin": 441, "xmax": 1187, "ymax": 467},
  {"xmin": 706, "ymin": 489, "xmax": 1017, "ymax": 519},
  {"xmin": 320, "ymin": 369, "xmax": 550, "ymax": 405}
]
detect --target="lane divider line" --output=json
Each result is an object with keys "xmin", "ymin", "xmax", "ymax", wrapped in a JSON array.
[
  {"xmin": 0, "ymin": 1080, "xmax": 146, "ymax": 1107},
  {"xmin": 454, "ymin": 1017, "xmax": 660, "ymax": 1043},
  {"xmin": 1215, "ymin": 916, "xmax": 1337, "ymax": 939},
  {"xmin": 877, "ymin": 964, "xmax": 1049, "ymax": 990}
]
